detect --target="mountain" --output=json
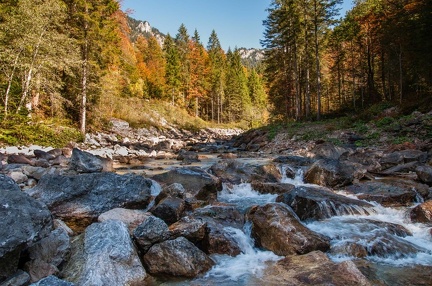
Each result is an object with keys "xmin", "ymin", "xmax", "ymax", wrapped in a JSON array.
[
  {"xmin": 126, "ymin": 17, "xmax": 265, "ymax": 66},
  {"xmin": 127, "ymin": 16, "xmax": 165, "ymax": 46},
  {"xmin": 237, "ymin": 48, "xmax": 265, "ymax": 68}
]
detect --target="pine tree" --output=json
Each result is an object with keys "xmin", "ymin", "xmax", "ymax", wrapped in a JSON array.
[{"xmin": 164, "ymin": 34, "xmax": 181, "ymax": 105}]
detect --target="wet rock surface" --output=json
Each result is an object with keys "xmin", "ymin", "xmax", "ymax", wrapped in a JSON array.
[{"xmin": 247, "ymin": 203, "xmax": 330, "ymax": 256}]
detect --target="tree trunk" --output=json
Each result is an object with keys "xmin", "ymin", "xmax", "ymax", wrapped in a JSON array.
[{"xmin": 80, "ymin": 4, "xmax": 89, "ymax": 135}]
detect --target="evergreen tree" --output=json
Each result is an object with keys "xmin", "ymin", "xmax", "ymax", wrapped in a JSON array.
[
  {"xmin": 175, "ymin": 24, "xmax": 191, "ymax": 107},
  {"xmin": 163, "ymin": 34, "xmax": 181, "ymax": 105}
]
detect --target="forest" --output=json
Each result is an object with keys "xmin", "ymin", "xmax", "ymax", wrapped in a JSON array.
[{"xmin": 0, "ymin": 0, "xmax": 431, "ymax": 143}]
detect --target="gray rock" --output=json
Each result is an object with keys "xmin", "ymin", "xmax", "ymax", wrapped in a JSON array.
[
  {"xmin": 247, "ymin": 203, "xmax": 330, "ymax": 256},
  {"xmin": 168, "ymin": 216, "xmax": 207, "ymax": 244},
  {"xmin": 8, "ymin": 171, "xmax": 28, "ymax": 184},
  {"xmin": 0, "ymin": 175, "xmax": 53, "ymax": 281},
  {"xmin": 26, "ymin": 173, "xmax": 153, "ymax": 232},
  {"xmin": 98, "ymin": 208, "xmax": 150, "ymax": 234},
  {"xmin": 151, "ymin": 197, "xmax": 186, "ymax": 225},
  {"xmin": 143, "ymin": 237, "xmax": 214, "ymax": 278},
  {"xmin": 345, "ymin": 180, "xmax": 424, "ymax": 207},
  {"xmin": 154, "ymin": 183, "xmax": 186, "ymax": 205},
  {"xmin": 152, "ymin": 167, "xmax": 222, "ymax": 201},
  {"xmin": 133, "ymin": 216, "xmax": 170, "ymax": 253},
  {"xmin": 416, "ymin": 165, "xmax": 432, "ymax": 185},
  {"xmin": 276, "ymin": 186, "xmax": 375, "ymax": 221},
  {"xmin": 7, "ymin": 154, "xmax": 33, "ymax": 165},
  {"xmin": 34, "ymin": 150, "xmax": 56, "ymax": 161},
  {"xmin": 310, "ymin": 142, "xmax": 348, "ymax": 160},
  {"xmin": 0, "ymin": 270, "xmax": 30, "ymax": 286},
  {"xmin": 79, "ymin": 220, "xmax": 146, "ymax": 286},
  {"xmin": 69, "ymin": 148, "xmax": 103, "ymax": 173},
  {"xmin": 30, "ymin": 275, "xmax": 74, "ymax": 286},
  {"xmin": 25, "ymin": 228, "xmax": 70, "ymax": 282},
  {"xmin": 304, "ymin": 159, "xmax": 366, "ymax": 188}
]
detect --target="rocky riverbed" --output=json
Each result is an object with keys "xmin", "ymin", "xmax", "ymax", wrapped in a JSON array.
[{"xmin": 1, "ymin": 116, "xmax": 432, "ymax": 285}]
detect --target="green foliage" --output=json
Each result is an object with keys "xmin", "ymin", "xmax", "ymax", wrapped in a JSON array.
[
  {"xmin": 0, "ymin": 115, "xmax": 83, "ymax": 147},
  {"xmin": 375, "ymin": 116, "xmax": 395, "ymax": 127}
]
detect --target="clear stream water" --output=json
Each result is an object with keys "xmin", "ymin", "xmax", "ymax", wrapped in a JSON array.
[{"xmin": 133, "ymin": 159, "xmax": 432, "ymax": 285}]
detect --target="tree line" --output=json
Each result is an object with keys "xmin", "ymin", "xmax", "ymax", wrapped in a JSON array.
[
  {"xmin": 0, "ymin": 0, "xmax": 268, "ymax": 134},
  {"xmin": 262, "ymin": 0, "xmax": 432, "ymax": 121}
]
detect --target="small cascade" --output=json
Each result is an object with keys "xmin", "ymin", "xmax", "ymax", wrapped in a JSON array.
[
  {"xmin": 316, "ymin": 201, "xmax": 374, "ymax": 218},
  {"xmin": 218, "ymin": 183, "xmax": 277, "ymax": 212},
  {"xmin": 203, "ymin": 223, "xmax": 281, "ymax": 283},
  {"xmin": 279, "ymin": 164, "xmax": 317, "ymax": 187}
]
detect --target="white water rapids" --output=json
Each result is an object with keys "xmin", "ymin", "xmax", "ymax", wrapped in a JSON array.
[{"xmin": 158, "ymin": 164, "xmax": 432, "ymax": 285}]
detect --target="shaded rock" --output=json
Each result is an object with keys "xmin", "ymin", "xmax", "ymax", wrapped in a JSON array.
[
  {"xmin": 250, "ymin": 163, "xmax": 282, "ymax": 183},
  {"xmin": 98, "ymin": 208, "xmax": 150, "ymax": 234},
  {"xmin": 154, "ymin": 183, "xmax": 186, "ymax": 205},
  {"xmin": 193, "ymin": 205, "xmax": 244, "ymax": 228},
  {"xmin": 7, "ymin": 154, "xmax": 33, "ymax": 165},
  {"xmin": 30, "ymin": 275, "xmax": 74, "ymax": 286},
  {"xmin": 410, "ymin": 200, "xmax": 432, "ymax": 224},
  {"xmin": 168, "ymin": 217, "xmax": 207, "ymax": 244},
  {"xmin": 355, "ymin": 261, "xmax": 432, "ymax": 286},
  {"xmin": 380, "ymin": 161, "xmax": 419, "ymax": 175},
  {"xmin": 416, "ymin": 165, "xmax": 432, "ymax": 185},
  {"xmin": 69, "ymin": 148, "xmax": 113, "ymax": 173},
  {"xmin": 276, "ymin": 186, "xmax": 374, "ymax": 221},
  {"xmin": 143, "ymin": 237, "xmax": 214, "ymax": 278},
  {"xmin": 304, "ymin": 159, "xmax": 366, "ymax": 188},
  {"xmin": 344, "ymin": 181, "xmax": 422, "ymax": 207},
  {"xmin": 8, "ymin": 171, "xmax": 28, "ymax": 184},
  {"xmin": 151, "ymin": 197, "xmax": 185, "ymax": 225},
  {"xmin": 247, "ymin": 203, "xmax": 330, "ymax": 256},
  {"xmin": 273, "ymin": 155, "xmax": 313, "ymax": 167},
  {"xmin": 22, "ymin": 166, "xmax": 51, "ymax": 181},
  {"xmin": 310, "ymin": 142, "xmax": 347, "ymax": 160},
  {"xmin": 251, "ymin": 182, "xmax": 296, "ymax": 195},
  {"xmin": 210, "ymin": 160, "xmax": 256, "ymax": 184},
  {"xmin": 254, "ymin": 251, "xmax": 371, "ymax": 286},
  {"xmin": 0, "ymin": 270, "xmax": 30, "ymax": 286},
  {"xmin": 152, "ymin": 167, "xmax": 222, "ymax": 201},
  {"xmin": 177, "ymin": 150, "xmax": 200, "ymax": 162},
  {"xmin": 79, "ymin": 220, "xmax": 146, "ymax": 285},
  {"xmin": 380, "ymin": 150, "xmax": 427, "ymax": 169},
  {"xmin": 133, "ymin": 216, "xmax": 170, "ymax": 253},
  {"xmin": 26, "ymin": 173, "xmax": 153, "ymax": 232},
  {"xmin": 201, "ymin": 221, "xmax": 241, "ymax": 256},
  {"xmin": 33, "ymin": 159, "xmax": 50, "ymax": 168},
  {"xmin": 25, "ymin": 228, "xmax": 70, "ymax": 282},
  {"xmin": 24, "ymin": 261, "xmax": 58, "ymax": 284},
  {"xmin": 342, "ymin": 149, "xmax": 383, "ymax": 172},
  {"xmin": 34, "ymin": 150, "xmax": 56, "ymax": 161},
  {"xmin": 0, "ymin": 175, "xmax": 53, "ymax": 281}
]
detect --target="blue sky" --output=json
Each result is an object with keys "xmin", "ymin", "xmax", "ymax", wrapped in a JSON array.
[{"xmin": 121, "ymin": 0, "xmax": 354, "ymax": 51}]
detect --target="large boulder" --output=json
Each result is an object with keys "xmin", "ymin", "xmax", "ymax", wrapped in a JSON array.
[
  {"xmin": 150, "ymin": 196, "xmax": 186, "ymax": 225},
  {"xmin": 133, "ymin": 216, "xmax": 170, "ymax": 253},
  {"xmin": 416, "ymin": 165, "xmax": 432, "ymax": 185},
  {"xmin": 69, "ymin": 148, "xmax": 112, "ymax": 173},
  {"xmin": 152, "ymin": 167, "xmax": 222, "ymax": 201},
  {"xmin": 168, "ymin": 217, "xmax": 207, "ymax": 244},
  {"xmin": 0, "ymin": 175, "xmax": 53, "ymax": 281},
  {"xmin": 410, "ymin": 200, "xmax": 432, "ymax": 224},
  {"xmin": 98, "ymin": 208, "xmax": 150, "ymax": 234},
  {"xmin": 247, "ymin": 203, "xmax": 330, "ymax": 256},
  {"xmin": 380, "ymin": 150, "xmax": 427, "ymax": 169},
  {"xmin": 24, "ymin": 228, "xmax": 70, "ymax": 283},
  {"xmin": 30, "ymin": 275, "xmax": 75, "ymax": 286},
  {"xmin": 26, "ymin": 173, "xmax": 153, "ymax": 232},
  {"xmin": 344, "ymin": 180, "xmax": 427, "ymax": 207},
  {"xmin": 79, "ymin": 220, "xmax": 146, "ymax": 285},
  {"xmin": 310, "ymin": 142, "xmax": 348, "ymax": 160},
  {"xmin": 143, "ymin": 237, "xmax": 214, "ymax": 278},
  {"xmin": 210, "ymin": 160, "xmax": 282, "ymax": 185},
  {"xmin": 253, "ymin": 251, "xmax": 371, "ymax": 286},
  {"xmin": 304, "ymin": 159, "xmax": 366, "ymax": 188},
  {"xmin": 276, "ymin": 186, "xmax": 374, "ymax": 221}
]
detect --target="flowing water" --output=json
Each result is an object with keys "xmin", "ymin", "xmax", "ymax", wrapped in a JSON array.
[{"xmin": 135, "ymin": 159, "xmax": 432, "ymax": 285}]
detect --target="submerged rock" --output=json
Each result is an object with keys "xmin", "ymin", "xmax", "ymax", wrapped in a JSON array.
[
  {"xmin": 247, "ymin": 203, "xmax": 330, "ymax": 256},
  {"xmin": 26, "ymin": 173, "xmax": 153, "ymax": 232},
  {"xmin": 254, "ymin": 251, "xmax": 371, "ymax": 286},
  {"xmin": 143, "ymin": 237, "xmax": 214, "ymax": 278}
]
